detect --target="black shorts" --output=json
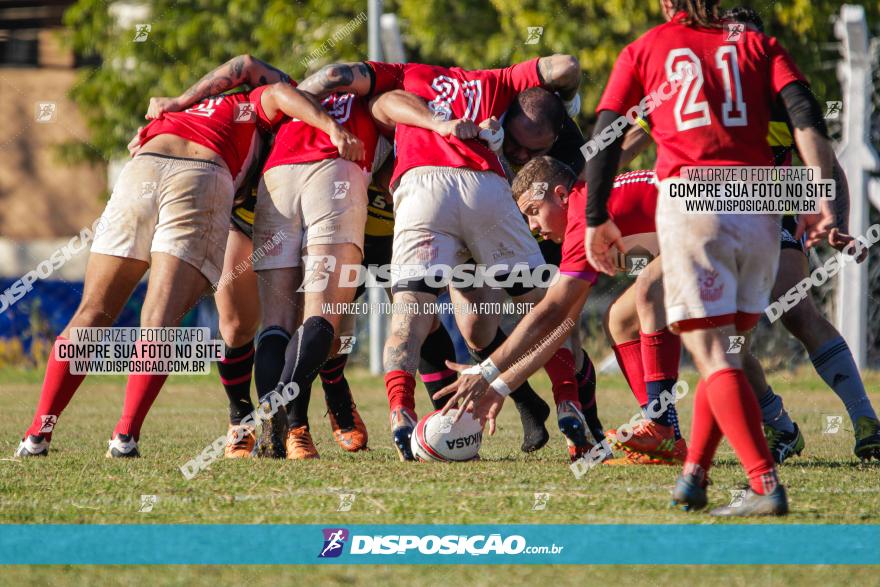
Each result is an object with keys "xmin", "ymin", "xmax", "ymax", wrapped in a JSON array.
[
  {"xmin": 780, "ymin": 215, "xmax": 805, "ymax": 254},
  {"xmin": 355, "ymin": 234, "xmax": 393, "ymax": 300}
]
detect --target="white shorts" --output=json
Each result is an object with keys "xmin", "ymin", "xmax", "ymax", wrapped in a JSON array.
[
  {"xmin": 253, "ymin": 158, "xmax": 369, "ymax": 271},
  {"xmin": 391, "ymin": 166, "xmax": 543, "ymax": 291},
  {"xmin": 91, "ymin": 154, "xmax": 234, "ymax": 284},
  {"xmin": 656, "ymin": 178, "xmax": 780, "ymax": 331}
]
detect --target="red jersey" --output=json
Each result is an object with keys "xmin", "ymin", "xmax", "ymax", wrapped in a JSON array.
[
  {"xmin": 560, "ymin": 172, "xmax": 659, "ymax": 282},
  {"xmin": 263, "ymin": 92, "xmax": 380, "ymax": 173},
  {"xmin": 596, "ymin": 12, "xmax": 805, "ymax": 179},
  {"xmin": 368, "ymin": 60, "xmax": 543, "ymax": 186},
  {"xmin": 140, "ymin": 88, "xmax": 274, "ymax": 186}
]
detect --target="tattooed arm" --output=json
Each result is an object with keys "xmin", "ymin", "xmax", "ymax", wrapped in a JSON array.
[
  {"xmin": 536, "ymin": 54, "xmax": 581, "ymax": 101},
  {"xmin": 297, "ymin": 62, "xmax": 374, "ymax": 99},
  {"xmin": 145, "ymin": 54, "xmax": 290, "ymax": 119},
  {"xmin": 259, "ymin": 83, "xmax": 365, "ymax": 162}
]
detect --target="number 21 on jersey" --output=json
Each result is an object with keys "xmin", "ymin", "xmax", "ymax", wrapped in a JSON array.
[{"xmin": 665, "ymin": 47, "xmax": 747, "ymax": 131}]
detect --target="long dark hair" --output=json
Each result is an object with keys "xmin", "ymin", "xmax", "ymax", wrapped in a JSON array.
[{"xmin": 672, "ymin": 0, "xmax": 722, "ymax": 28}]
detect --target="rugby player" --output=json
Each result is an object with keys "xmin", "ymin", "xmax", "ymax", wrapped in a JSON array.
[
  {"xmin": 435, "ymin": 157, "xmax": 667, "ymax": 462},
  {"xmin": 297, "ymin": 56, "xmax": 585, "ymax": 460},
  {"xmin": 583, "ymin": 0, "xmax": 835, "ymax": 515},
  {"xmin": 16, "ymin": 77, "xmax": 359, "ymax": 457},
  {"xmin": 255, "ymin": 82, "xmax": 488, "ymax": 459},
  {"xmin": 612, "ymin": 6, "xmax": 880, "ymax": 464}
]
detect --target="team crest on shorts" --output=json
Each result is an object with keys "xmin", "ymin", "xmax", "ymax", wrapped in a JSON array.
[
  {"xmin": 415, "ymin": 236, "xmax": 438, "ymax": 263},
  {"xmin": 698, "ymin": 268, "xmax": 723, "ymax": 302}
]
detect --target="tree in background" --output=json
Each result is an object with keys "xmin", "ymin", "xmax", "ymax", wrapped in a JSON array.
[{"xmin": 61, "ymin": 0, "xmax": 877, "ymax": 163}]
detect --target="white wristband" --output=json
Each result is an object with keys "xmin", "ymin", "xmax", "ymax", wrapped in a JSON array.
[
  {"xmin": 479, "ymin": 358, "xmax": 501, "ymax": 383},
  {"xmin": 490, "ymin": 377, "xmax": 513, "ymax": 397}
]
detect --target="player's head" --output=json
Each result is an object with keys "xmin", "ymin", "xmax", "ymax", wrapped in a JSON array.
[
  {"xmin": 662, "ymin": 0, "xmax": 721, "ymax": 25},
  {"xmin": 722, "ymin": 6, "xmax": 764, "ymax": 32},
  {"xmin": 503, "ymin": 88, "xmax": 565, "ymax": 166},
  {"xmin": 511, "ymin": 156, "xmax": 577, "ymax": 243}
]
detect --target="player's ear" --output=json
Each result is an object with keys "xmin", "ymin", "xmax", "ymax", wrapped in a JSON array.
[{"xmin": 554, "ymin": 184, "xmax": 569, "ymax": 205}]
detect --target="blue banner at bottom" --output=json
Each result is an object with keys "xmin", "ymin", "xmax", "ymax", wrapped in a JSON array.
[{"xmin": 1, "ymin": 524, "xmax": 877, "ymax": 565}]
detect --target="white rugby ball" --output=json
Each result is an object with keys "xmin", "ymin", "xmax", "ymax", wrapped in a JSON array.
[{"xmin": 411, "ymin": 408, "xmax": 482, "ymax": 462}]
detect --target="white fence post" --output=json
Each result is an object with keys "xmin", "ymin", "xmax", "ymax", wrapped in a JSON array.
[{"xmin": 834, "ymin": 4, "xmax": 879, "ymax": 370}]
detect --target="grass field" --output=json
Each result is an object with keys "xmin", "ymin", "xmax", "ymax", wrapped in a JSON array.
[{"xmin": 1, "ymin": 365, "xmax": 878, "ymax": 584}]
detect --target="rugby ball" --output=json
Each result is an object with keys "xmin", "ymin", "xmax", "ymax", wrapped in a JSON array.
[{"xmin": 411, "ymin": 409, "xmax": 482, "ymax": 462}]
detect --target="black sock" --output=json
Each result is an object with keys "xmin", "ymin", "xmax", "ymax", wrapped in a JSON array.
[
  {"xmin": 420, "ymin": 325, "xmax": 457, "ymax": 410},
  {"xmin": 469, "ymin": 328, "xmax": 550, "ymax": 452},
  {"xmin": 279, "ymin": 316, "xmax": 335, "ymax": 429},
  {"xmin": 575, "ymin": 348, "xmax": 604, "ymax": 441},
  {"xmin": 321, "ymin": 355, "xmax": 354, "ymax": 429},
  {"xmin": 218, "ymin": 340, "xmax": 255, "ymax": 425},
  {"xmin": 254, "ymin": 327, "xmax": 290, "ymax": 403}
]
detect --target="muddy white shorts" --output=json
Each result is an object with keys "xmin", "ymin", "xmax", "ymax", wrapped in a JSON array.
[
  {"xmin": 91, "ymin": 153, "xmax": 234, "ymax": 284},
  {"xmin": 656, "ymin": 177, "xmax": 780, "ymax": 331}
]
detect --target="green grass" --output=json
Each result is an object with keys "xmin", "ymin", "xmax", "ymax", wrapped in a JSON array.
[{"xmin": 1, "ymin": 366, "xmax": 878, "ymax": 583}]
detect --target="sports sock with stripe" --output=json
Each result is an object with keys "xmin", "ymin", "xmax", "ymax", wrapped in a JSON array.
[
  {"xmin": 810, "ymin": 336, "xmax": 878, "ymax": 424},
  {"xmin": 612, "ymin": 339, "xmax": 648, "ymax": 407},
  {"xmin": 419, "ymin": 325, "xmax": 457, "ymax": 410},
  {"xmin": 321, "ymin": 355, "xmax": 355, "ymax": 430},
  {"xmin": 25, "ymin": 336, "xmax": 87, "ymax": 440},
  {"xmin": 757, "ymin": 386, "xmax": 795, "ymax": 433},
  {"xmin": 703, "ymin": 368, "xmax": 777, "ymax": 495},
  {"xmin": 278, "ymin": 316, "xmax": 335, "ymax": 429},
  {"xmin": 641, "ymin": 329, "xmax": 682, "ymax": 438},
  {"xmin": 218, "ymin": 340, "xmax": 255, "ymax": 425}
]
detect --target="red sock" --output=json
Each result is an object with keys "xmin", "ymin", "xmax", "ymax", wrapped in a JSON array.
[
  {"xmin": 684, "ymin": 379, "xmax": 723, "ymax": 475},
  {"xmin": 640, "ymin": 328, "xmax": 681, "ymax": 382},
  {"xmin": 114, "ymin": 342, "xmax": 170, "ymax": 440},
  {"xmin": 543, "ymin": 348, "xmax": 580, "ymax": 408},
  {"xmin": 612, "ymin": 339, "xmax": 647, "ymax": 407},
  {"xmin": 384, "ymin": 370, "xmax": 415, "ymax": 412},
  {"xmin": 25, "ymin": 337, "xmax": 87, "ymax": 440},
  {"xmin": 703, "ymin": 368, "xmax": 777, "ymax": 494},
  {"xmin": 113, "ymin": 372, "xmax": 168, "ymax": 440}
]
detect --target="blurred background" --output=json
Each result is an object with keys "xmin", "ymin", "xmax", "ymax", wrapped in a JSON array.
[{"xmin": 1, "ymin": 0, "xmax": 879, "ymax": 372}]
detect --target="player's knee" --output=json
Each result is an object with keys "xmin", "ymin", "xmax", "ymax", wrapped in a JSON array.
[
  {"xmin": 606, "ymin": 301, "xmax": 639, "ymax": 343},
  {"xmin": 70, "ymin": 298, "xmax": 115, "ymax": 328},
  {"xmin": 219, "ymin": 314, "xmax": 258, "ymax": 347}
]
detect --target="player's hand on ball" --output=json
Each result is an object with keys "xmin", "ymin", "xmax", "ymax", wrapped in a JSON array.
[
  {"xmin": 435, "ymin": 361, "xmax": 491, "ymax": 423},
  {"xmin": 329, "ymin": 126, "xmax": 366, "ymax": 162},
  {"xmin": 146, "ymin": 97, "xmax": 182, "ymax": 120},
  {"xmin": 475, "ymin": 389, "xmax": 505, "ymax": 436},
  {"xmin": 435, "ymin": 118, "xmax": 480, "ymax": 140},
  {"xmin": 585, "ymin": 220, "xmax": 624, "ymax": 276},
  {"xmin": 796, "ymin": 201, "xmax": 835, "ymax": 249}
]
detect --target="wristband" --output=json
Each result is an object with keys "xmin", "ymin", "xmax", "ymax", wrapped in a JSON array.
[
  {"xmin": 479, "ymin": 358, "xmax": 501, "ymax": 383},
  {"xmin": 490, "ymin": 377, "xmax": 513, "ymax": 397},
  {"xmin": 478, "ymin": 127, "xmax": 504, "ymax": 152},
  {"xmin": 462, "ymin": 358, "xmax": 501, "ymax": 383}
]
